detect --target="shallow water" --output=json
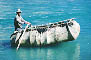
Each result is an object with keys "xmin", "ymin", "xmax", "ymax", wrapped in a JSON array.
[{"xmin": 0, "ymin": 0, "xmax": 91, "ymax": 60}]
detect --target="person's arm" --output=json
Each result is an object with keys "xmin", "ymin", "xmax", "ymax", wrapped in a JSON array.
[{"xmin": 16, "ymin": 18, "xmax": 25, "ymax": 24}]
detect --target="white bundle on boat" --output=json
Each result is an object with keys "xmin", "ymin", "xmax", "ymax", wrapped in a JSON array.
[
  {"xmin": 21, "ymin": 32, "xmax": 30, "ymax": 44},
  {"xmin": 68, "ymin": 20, "xmax": 80, "ymax": 40},
  {"xmin": 29, "ymin": 30, "xmax": 36, "ymax": 44},
  {"xmin": 36, "ymin": 31, "xmax": 41, "ymax": 45},
  {"xmin": 55, "ymin": 26, "xmax": 68, "ymax": 42},
  {"xmin": 40, "ymin": 32, "xmax": 47, "ymax": 45},
  {"xmin": 47, "ymin": 28, "xmax": 55, "ymax": 44}
]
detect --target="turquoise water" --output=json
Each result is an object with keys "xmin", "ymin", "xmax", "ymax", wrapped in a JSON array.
[{"xmin": 0, "ymin": 0, "xmax": 90, "ymax": 60}]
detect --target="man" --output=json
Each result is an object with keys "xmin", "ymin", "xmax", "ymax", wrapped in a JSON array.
[{"xmin": 14, "ymin": 9, "xmax": 30, "ymax": 31}]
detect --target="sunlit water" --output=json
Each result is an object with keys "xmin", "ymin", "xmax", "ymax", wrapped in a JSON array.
[{"xmin": 0, "ymin": 0, "xmax": 91, "ymax": 60}]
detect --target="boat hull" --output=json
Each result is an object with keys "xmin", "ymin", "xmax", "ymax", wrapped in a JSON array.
[{"xmin": 10, "ymin": 19, "xmax": 80, "ymax": 47}]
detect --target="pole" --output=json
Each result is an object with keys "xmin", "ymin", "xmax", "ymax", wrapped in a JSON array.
[{"xmin": 16, "ymin": 24, "xmax": 29, "ymax": 50}]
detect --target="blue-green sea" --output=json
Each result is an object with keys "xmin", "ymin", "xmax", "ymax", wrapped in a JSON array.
[{"xmin": 0, "ymin": 0, "xmax": 91, "ymax": 60}]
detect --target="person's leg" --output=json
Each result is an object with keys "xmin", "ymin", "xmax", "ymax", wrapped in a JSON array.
[
  {"xmin": 15, "ymin": 28, "xmax": 23, "ymax": 43},
  {"xmin": 17, "ymin": 28, "xmax": 23, "ymax": 32}
]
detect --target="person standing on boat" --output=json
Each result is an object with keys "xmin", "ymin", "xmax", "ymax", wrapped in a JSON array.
[{"xmin": 14, "ymin": 9, "xmax": 31, "ymax": 31}]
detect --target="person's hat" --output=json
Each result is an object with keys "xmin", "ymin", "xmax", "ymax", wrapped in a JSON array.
[{"xmin": 16, "ymin": 9, "xmax": 22, "ymax": 13}]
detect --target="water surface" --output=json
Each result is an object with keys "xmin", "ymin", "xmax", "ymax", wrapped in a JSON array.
[{"xmin": 0, "ymin": 0, "xmax": 91, "ymax": 60}]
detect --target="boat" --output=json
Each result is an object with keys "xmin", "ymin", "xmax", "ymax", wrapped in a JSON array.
[{"xmin": 10, "ymin": 18, "xmax": 80, "ymax": 47}]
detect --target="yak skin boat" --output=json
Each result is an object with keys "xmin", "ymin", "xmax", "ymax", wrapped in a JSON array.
[{"xmin": 10, "ymin": 18, "xmax": 80, "ymax": 47}]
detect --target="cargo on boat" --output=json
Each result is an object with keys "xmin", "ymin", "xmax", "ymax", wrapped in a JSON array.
[{"xmin": 10, "ymin": 18, "xmax": 80, "ymax": 47}]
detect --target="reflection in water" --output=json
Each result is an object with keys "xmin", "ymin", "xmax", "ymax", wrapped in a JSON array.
[{"xmin": 15, "ymin": 42, "xmax": 80, "ymax": 60}]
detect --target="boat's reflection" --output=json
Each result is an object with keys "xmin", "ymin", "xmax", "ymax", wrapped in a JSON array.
[{"xmin": 15, "ymin": 41, "xmax": 80, "ymax": 60}]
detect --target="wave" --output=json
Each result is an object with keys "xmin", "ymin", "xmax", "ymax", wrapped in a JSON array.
[{"xmin": 33, "ymin": 11, "xmax": 53, "ymax": 15}]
